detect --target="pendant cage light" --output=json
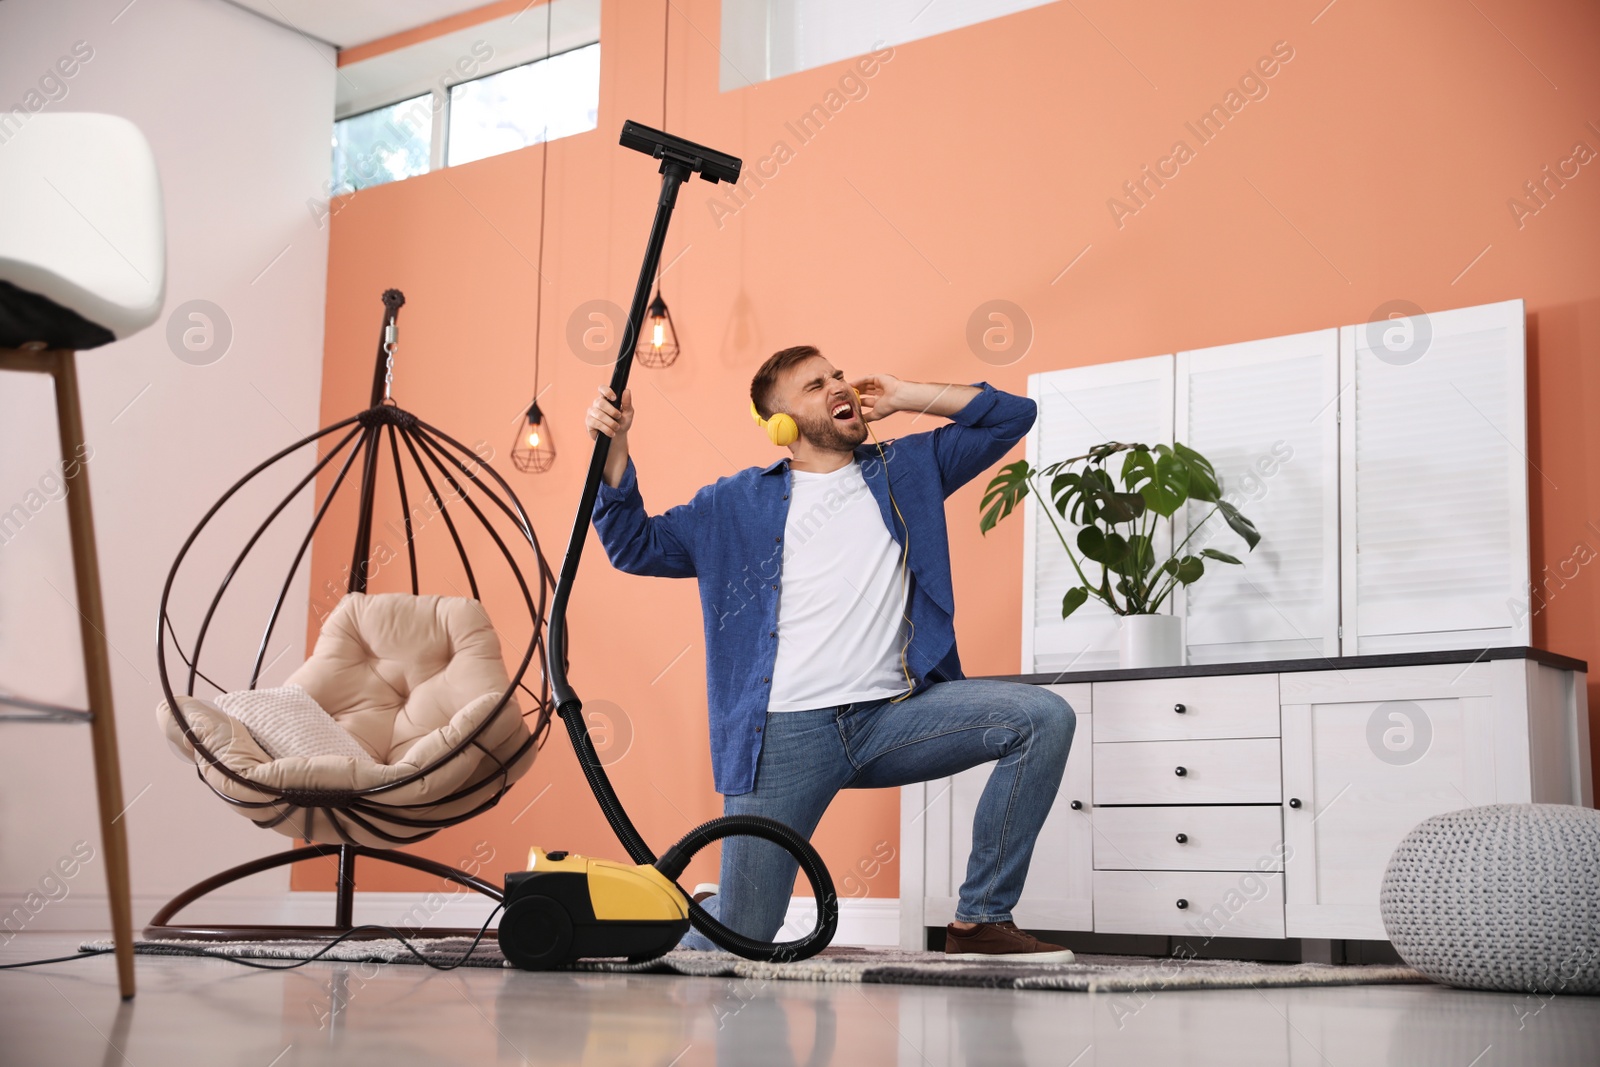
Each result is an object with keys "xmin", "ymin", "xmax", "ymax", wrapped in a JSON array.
[
  {"xmin": 511, "ymin": 399, "xmax": 556, "ymax": 473},
  {"xmin": 512, "ymin": 0, "xmax": 557, "ymax": 474},
  {"xmin": 635, "ymin": 287, "xmax": 680, "ymax": 368}
]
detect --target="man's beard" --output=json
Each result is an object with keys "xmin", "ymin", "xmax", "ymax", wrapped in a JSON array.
[{"xmin": 795, "ymin": 409, "xmax": 868, "ymax": 451}]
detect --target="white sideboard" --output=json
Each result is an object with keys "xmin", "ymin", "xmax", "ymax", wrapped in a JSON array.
[{"xmin": 899, "ymin": 648, "xmax": 1592, "ymax": 951}]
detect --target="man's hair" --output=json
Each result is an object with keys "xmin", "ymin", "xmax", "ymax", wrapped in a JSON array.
[{"xmin": 750, "ymin": 345, "xmax": 822, "ymax": 419}]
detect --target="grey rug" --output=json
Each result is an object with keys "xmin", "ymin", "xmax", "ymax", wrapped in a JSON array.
[{"xmin": 83, "ymin": 937, "xmax": 1430, "ymax": 992}]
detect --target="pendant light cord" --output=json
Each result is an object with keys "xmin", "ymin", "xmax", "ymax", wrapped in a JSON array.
[
  {"xmin": 652, "ymin": 2, "xmax": 668, "ymax": 296},
  {"xmin": 530, "ymin": 0, "xmax": 554, "ymax": 410}
]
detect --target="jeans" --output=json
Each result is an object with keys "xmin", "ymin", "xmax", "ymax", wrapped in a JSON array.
[{"xmin": 678, "ymin": 679, "xmax": 1076, "ymax": 950}]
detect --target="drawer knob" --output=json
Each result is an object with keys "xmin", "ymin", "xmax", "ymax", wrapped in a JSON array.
[
  {"xmin": 1175, "ymin": 833, "xmax": 1188, "ymax": 844},
  {"xmin": 1176, "ymin": 898, "xmax": 1189, "ymax": 910},
  {"xmin": 1174, "ymin": 702, "xmax": 1187, "ymax": 714},
  {"xmin": 1174, "ymin": 766, "xmax": 1188, "ymax": 777},
  {"xmin": 1288, "ymin": 797, "xmax": 1302, "ymax": 809},
  {"xmin": 1069, "ymin": 800, "xmax": 1083, "ymax": 810}
]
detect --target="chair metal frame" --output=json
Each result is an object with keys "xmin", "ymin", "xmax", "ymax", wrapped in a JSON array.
[{"xmin": 148, "ymin": 290, "xmax": 556, "ymax": 941}]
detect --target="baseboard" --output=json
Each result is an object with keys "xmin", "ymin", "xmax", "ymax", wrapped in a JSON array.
[
  {"xmin": 2, "ymin": 890, "xmax": 902, "ymax": 947},
  {"xmin": 1, "ymin": 892, "xmax": 309, "ymax": 939},
  {"xmin": 776, "ymin": 896, "xmax": 900, "ymax": 947}
]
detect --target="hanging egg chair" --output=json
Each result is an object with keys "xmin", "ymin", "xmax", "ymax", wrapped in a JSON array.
[{"xmin": 150, "ymin": 289, "xmax": 556, "ymax": 940}]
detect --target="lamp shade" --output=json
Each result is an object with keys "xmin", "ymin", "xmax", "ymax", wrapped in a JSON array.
[
  {"xmin": 511, "ymin": 399, "xmax": 556, "ymax": 473},
  {"xmin": 635, "ymin": 290, "xmax": 679, "ymax": 368}
]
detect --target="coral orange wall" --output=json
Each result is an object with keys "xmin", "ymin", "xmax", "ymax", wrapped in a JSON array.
[{"xmin": 297, "ymin": 0, "xmax": 1600, "ymax": 893}]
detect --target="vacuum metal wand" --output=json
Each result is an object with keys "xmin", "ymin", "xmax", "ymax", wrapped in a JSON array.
[{"xmin": 543, "ymin": 121, "xmax": 839, "ymax": 963}]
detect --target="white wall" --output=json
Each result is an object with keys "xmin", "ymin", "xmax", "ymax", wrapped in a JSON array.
[{"xmin": 0, "ymin": 0, "xmax": 331, "ymax": 932}]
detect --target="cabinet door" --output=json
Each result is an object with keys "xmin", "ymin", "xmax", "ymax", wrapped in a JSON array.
[
  {"xmin": 1014, "ymin": 708, "xmax": 1093, "ymax": 931},
  {"xmin": 1338, "ymin": 298, "xmax": 1529, "ymax": 654},
  {"xmin": 924, "ymin": 688, "xmax": 1093, "ymax": 933},
  {"xmin": 1024, "ymin": 357, "xmax": 1173, "ymax": 673},
  {"xmin": 1175, "ymin": 328, "xmax": 1341, "ymax": 664},
  {"xmin": 1280, "ymin": 666, "xmax": 1498, "ymax": 939}
]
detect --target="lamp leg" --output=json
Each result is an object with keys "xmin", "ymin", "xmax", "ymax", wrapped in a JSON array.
[{"xmin": 52, "ymin": 350, "xmax": 136, "ymax": 1000}]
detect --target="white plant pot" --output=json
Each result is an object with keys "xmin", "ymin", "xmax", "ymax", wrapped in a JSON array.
[{"xmin": 1118, "ymin": 614, "xmax": 1186, "ymax": 669}]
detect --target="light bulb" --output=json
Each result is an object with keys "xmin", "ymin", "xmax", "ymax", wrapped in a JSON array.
[
  {"xmin": 526, "ymin": 430, "xmax": 541, "ymax": 448},
  {"xmin": 652, "ymin": 321, "xmax": 665, "ymax": 348}
]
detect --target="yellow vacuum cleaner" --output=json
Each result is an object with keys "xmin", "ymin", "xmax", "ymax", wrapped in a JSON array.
[{"xmin": 499, "ymin": 848, "xmax": 689, "ymax": 969}]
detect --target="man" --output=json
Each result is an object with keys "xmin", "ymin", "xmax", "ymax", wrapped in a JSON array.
[{"xmin": 585, "ymin": 345, "xmax": 1076, "ymax": 960}]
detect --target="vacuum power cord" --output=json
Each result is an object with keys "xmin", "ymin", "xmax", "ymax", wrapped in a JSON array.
[{"xmin": 0, "ymin": 905, "xmax": 506, "ymax": 973}]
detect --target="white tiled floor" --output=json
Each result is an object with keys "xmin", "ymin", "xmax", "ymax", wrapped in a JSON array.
[{"xmin": 3, "ymin": 933, "xmax": 1597, "ymax": 1066}]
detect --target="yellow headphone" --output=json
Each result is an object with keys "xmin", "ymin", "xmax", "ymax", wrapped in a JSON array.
[
  {"xmin": 752, "ymin": 386, "xmax": 917, "ymax": 702},
  {"xmin": 749, "ymin": 401, "xmax": 798, "ymax": 446}
]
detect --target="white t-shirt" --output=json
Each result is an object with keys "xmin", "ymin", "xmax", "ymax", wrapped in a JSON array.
[{"xmin": 767, "ymin": 459, "xmax": 911, "ymax": 712}]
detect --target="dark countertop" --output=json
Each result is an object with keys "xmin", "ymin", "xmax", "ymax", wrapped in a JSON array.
[{"xmin": 983, "ymin": 646, "xmax": 1587, "ymax": 686}]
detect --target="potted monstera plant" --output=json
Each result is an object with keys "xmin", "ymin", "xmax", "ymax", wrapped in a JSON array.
[{"xmin": 980, "ymin": 441, "xmax": 1261, "ymax": 667}]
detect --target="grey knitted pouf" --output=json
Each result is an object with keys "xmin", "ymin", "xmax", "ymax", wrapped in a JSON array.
[{"xmin": 1380, "ymin": 803, "xmax": 1600, "ymax": 994}]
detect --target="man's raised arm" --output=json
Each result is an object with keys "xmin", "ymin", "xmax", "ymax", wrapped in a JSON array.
[
  {"xmin": 851, "ymin": 375, "xmax": 1035, "ymax": 496},
  {"xmin": 586, "ymin": 386, "xmax": 700, "ymax": 578}
]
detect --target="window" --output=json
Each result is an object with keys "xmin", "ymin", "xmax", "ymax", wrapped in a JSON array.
[
  {"xmin": 447, "ymin": 42, "xmax": 601, "ymax": 167},
  {"xmin": 331, "ymin": 94, "xmax": 433, "ymax": 193},
  {"xmin": 720, "ymin": 0, "xmax": 1060, "ymax": 90},
  {"xmin": 329, "ymin": 0, "xmax": 602, "ymax": 192}
]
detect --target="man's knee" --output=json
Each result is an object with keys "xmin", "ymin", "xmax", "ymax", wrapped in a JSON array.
[{"xmin": 1022, "ymin": 686, "xmax": 1076, "ymax": 755}]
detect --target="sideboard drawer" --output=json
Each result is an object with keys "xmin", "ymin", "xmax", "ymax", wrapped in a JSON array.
[
  {"xmin": 1093, "ymin": 674, "xmax": 1280, "ymax": 742},
  {"xmin": 1093, "ymin": 870, "xmax": 1285, "ymax": 938},
  {"xmin": 1094, "ymin": 739, "xmax": 1282, "ymax": 804},
  {"xmin": 1092, "ymin": 805, "xmax": 1283, "ymax": 871}
]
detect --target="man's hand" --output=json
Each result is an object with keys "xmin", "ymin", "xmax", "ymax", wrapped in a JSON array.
[
  {"xmin": 851, "ymin": 375, "xmax": 979, "ymax": 422},
  {"xmin": 586, "ymin": 385, "xmax": 633, "ymax": 440},
  {"xmin": 586, "ymin": 386, "xmax": 633, "ymax": 486},
  {"xmin": 850, "ymin": 373, "xmax": 903, "ymax": 423}
]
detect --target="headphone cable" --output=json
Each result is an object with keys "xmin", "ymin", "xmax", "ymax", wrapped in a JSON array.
[{"xmin": 864, "ymin": 419, "xmax": 916, "ymax": 703}]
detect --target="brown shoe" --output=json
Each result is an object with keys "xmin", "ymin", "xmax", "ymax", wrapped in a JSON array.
[{"xmin": 944, "ymin": 921, "xmax": 1074, "ymax": 962}]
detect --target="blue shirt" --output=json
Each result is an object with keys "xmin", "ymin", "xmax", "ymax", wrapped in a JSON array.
[{"xmin": 591, "ymin": 382, "xmax": 1037, "ymax": 795}]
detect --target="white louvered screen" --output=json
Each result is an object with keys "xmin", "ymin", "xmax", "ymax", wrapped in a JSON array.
[
  {"xmin": 1339, "ymin": 299, "xmax": 1529, "ymax": 654},
  {"xmin": 1024, "ymin": 356, "xmax": 1173, "ymax": 673},
  {"xmin": 1175, "ymin": 330, "xmax": 1341, "ymax": 663}
]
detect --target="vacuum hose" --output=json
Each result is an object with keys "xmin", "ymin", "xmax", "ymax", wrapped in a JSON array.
[{"xmin": 560, "ymin": 701, "xmax": 838, "ymax": 961}]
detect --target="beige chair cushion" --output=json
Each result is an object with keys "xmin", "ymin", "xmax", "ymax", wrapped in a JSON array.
[{"xmin": 159, "ymin": 593, "xmax": 534, "ymax": 846}]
